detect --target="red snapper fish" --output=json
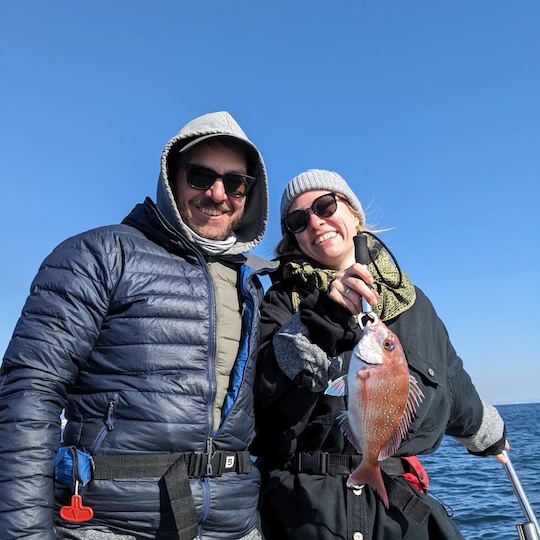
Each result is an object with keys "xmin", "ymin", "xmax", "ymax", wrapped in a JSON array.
[{"xmin": 325, "ymin": 318, "xmax": 423, "ymax": 508}]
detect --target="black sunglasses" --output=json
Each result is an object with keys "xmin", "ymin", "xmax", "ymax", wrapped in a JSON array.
[
  {"xmin": 179, "ymin": 163, "xmax": 256, "ymax": 199},
  {"xmin": 284, "ymin": 192, "xmax": 342, "ymax": 234}
]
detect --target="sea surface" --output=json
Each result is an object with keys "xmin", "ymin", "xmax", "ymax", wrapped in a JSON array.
[{"xmin": 422, "ymin": 403, "xmax": 540, "ymax": 540}]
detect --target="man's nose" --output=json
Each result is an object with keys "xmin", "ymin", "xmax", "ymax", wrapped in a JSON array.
[{"xmin": 207, "ymin": 178, "xmax": 228, "ymax": 202}]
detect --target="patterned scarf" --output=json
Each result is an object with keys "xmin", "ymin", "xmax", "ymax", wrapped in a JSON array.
[{"xmin": 282, "ymin": 248, "xmax": 416, "ymax": 321}]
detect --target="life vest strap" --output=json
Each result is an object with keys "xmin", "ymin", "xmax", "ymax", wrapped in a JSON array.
[
  {"xmin": 289, "ymin": 451, "xmax": 409, "ymax": 477},
  {"xmin": 90, "ymin": 450, "xmax": 251, "ymax": 540},
  {"xmin": 92, "ymin": 449, "xmax": 251, "ymax": 479},
  {"xmin": 287, "ymin": 451, "xmax": 432, "ymax": 524}
]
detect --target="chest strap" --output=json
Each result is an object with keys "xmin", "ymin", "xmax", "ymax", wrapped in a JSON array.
[
  {"xmin": 289, "ymin": 451, "xmax": 407, "ymax": 477},
  {"xmin": 92, "ymin": 449, "xmax": 251, "ymax": 480},
  {"xmin": 91, "ymin": 450, "xmax": 251, "ymax": 540}
]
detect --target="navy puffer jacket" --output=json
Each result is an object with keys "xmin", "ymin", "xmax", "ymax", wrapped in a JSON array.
[{"xmin": 0, "ymin": 199, "xmax": 268, "ymax": 539}]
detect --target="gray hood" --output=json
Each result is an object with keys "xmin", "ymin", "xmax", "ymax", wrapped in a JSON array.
[{"xmin": 156, "ymin": 111, "xmax": 268, "ymax": 255}]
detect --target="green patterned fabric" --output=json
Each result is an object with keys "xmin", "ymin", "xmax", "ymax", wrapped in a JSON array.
[{"xmin": 282, "ymin": 247, "xmax": 416, "ymax": 321}]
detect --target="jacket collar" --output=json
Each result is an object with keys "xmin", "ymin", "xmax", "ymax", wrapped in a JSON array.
[{"xmin": 122, "ymin": 198, "xmax": 248, "ymax": 265}]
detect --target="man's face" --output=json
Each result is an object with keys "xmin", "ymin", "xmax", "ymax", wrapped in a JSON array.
[{"xmin": 174, "ymin": 143, "xmax": 248, "ymax": 241}]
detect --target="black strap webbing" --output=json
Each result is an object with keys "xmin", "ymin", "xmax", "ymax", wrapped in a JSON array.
[
  {"xmin": 93, "ymin": 453, "xmax": 178, "ymax": 479},
  {"xmin": 92, "ymin": 450, "xmax": 251, "ymax": 479},
  {"xmin": 91, "ymin": 450, "xmax": 251, "ymax": 540},
  {"xmin": 290, "ymin": 451, "xmax": 406, "ymax": 477},
  {"xmin": 163, "ymin": 456, "xmax": 198, "ymax": 540},
  {"xmin": 385, "ymin": 476, "xmax": 431, "ymax": 524},
  {"xmin": 289, "ymin": 451, "xmax": 431, "ymax": 524}
]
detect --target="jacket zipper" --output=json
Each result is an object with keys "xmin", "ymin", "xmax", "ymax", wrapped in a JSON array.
[
  {"xmin": 147, "ymin": 221, "xmax": 219, "ymax": 531},
  {"xmin": 196, "ymin": 255, "xmax": 217, "ymax": 529},
  {"xmin": 91, "ymin": 393, "xmax": 119, "ymax": 455}
]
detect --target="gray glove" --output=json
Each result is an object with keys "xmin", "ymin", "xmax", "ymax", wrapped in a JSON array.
[{"xmin": 273, "ymin": 312, "xmax": 343, "ymax": 392}]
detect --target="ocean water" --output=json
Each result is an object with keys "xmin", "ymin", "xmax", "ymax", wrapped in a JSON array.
[{"xmin": 422, "ymin": 403, "xmax": 540, "ymax": 540}]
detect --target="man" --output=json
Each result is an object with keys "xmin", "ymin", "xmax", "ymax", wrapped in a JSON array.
[{"xmin": 0, "ymin": 111, "xmax": 271, "ymax": 539}]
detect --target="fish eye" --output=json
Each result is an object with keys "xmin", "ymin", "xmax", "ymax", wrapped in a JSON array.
[{"xmin": 383, "ymin": 339, "xmax": 394, "ymax": 351}]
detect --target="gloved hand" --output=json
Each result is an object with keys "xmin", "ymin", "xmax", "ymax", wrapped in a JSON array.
[
  {"xmin": 273, "ymin": 312, "xmax": 343, "ymax": 392},
  {"xmin": 467, "ymin": 427, "xmax": 507, "ymax": 458}
]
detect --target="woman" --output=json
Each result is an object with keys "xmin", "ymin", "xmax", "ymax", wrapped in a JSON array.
[{"xmin": 251, "ymin": 169, "xmax": 507, "ymax": 540}]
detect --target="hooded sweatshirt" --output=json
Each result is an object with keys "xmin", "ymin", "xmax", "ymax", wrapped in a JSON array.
[{"xmin": 156, "ymin": 110, "xmax": 268, "ymax": 256}]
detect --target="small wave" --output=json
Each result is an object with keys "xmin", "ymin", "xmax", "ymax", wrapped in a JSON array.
[{"xmin": 422, "ymin": 403, "xmax": 540, "ymax": 540}]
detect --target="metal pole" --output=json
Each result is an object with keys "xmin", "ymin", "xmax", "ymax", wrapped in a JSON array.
[{"xmin": 502, "ymin": 450, "xmax": 540, "ymax": 540}]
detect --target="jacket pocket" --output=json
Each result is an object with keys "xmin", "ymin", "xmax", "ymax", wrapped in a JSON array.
[
  {"xmin": 91, "ymin": 393, "xmax": 119, "ymax": 454},
  {"xmin": 404, "ymin": 352, "xmax": 445, "ymax": 434}
]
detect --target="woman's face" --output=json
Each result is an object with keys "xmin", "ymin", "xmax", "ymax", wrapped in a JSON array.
[{"xmin": 288, "ymin": 190, "xmax": 359, "ymax": 270}]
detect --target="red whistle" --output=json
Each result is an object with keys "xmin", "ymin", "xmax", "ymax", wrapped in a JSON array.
[{"xmin": 60, "ymin": 494, "xmax": 94, "ymax": 523}]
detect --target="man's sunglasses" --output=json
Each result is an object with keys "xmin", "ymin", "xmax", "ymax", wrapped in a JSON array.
[
  {"xmin": 284, "ymin": 192, "xmax": 343, "ymax": 234},
  {"xmin": 178, "ymin": 163, "xmax": 256, "ymax": 199}
]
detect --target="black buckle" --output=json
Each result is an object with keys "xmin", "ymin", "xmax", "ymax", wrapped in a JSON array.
[
  {"xmin": 187, "ymin": 453, "xmax": 202, "ymax": 477},
  {"xmin": 187, "ymin": 451, "xmax": 239, "ymax": 478},
  {"xmin": 294, "ymin": 452, "xmax": 328, "ymax": 474},
  {"xmin": 187, "ymin": 452, "xmax": 216, "ymax": 477}
]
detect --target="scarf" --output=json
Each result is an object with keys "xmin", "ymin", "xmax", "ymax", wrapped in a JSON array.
[
  {"xmin": 282, "ymin": 248, "xmax": 416, "ymax": 321},
  {"xmin": 190, "ymin": 230, "xmax": 238, "ymax": 256}
]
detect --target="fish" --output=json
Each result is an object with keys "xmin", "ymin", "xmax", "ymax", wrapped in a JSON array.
[{"xmin": 325, "ymin": 318, "xmax": 423, "ymax": 508}]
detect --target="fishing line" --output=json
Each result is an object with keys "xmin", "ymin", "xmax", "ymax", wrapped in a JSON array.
[{"xmin": 426, "ymin": 488, "xmax": 455, "ymax": 517}]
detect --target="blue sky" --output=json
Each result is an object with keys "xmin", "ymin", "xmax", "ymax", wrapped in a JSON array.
[{"xmin": 1, "ymin": 1, "xmax": 539, "ymax": 404}]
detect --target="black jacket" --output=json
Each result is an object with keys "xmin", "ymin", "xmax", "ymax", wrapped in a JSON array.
[
  {"xmin": 251, "ymin": 262, "xmax": 498, "ymax": 540},
  {"xmin": 0, "ymin": 199, "xmax": 267, "ymax": 540}
]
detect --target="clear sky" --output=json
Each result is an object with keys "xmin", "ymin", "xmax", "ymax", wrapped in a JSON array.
[{"xmin": 1, "ymin": 1, "xmax": 539, "ymax": 404}]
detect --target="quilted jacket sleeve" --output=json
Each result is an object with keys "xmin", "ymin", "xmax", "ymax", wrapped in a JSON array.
[{"xmin": 0, "ymin": 233, "xmax": 117, "ymax": 539}]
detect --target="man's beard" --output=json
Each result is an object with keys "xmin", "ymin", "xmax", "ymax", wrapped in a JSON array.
[{"xmin": 181, "ymin": 198, "xmax": 243, "ymax": 241}]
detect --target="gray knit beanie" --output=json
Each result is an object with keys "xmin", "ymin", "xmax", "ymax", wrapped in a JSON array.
[{"xmin": 280, "ymin": 169, "xmax": 365, "ymax": 232}]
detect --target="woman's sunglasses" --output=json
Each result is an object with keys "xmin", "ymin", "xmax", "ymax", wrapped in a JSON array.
[
  {"xmin": 179, "ymin": 163, "xmax": 256, "ymax": 199},
  {"xmin": 284, "ymin": 192, "xmax": 342, "ymax": 234}
]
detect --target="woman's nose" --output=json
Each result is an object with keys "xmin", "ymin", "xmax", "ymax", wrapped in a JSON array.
[{"xmin": 308, "ymin": 210, "xmax": 325, "ymax": 229}]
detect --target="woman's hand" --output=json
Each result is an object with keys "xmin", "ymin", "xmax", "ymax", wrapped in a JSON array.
[
  {"xmin": 495, "ymin": 440, "xmax": 511, "ymax": 464},
  {"xmin": 328, "ymin": 263, "xmax": 379, "ymax": 315}
]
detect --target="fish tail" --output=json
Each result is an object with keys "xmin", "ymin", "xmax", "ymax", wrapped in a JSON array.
[{"xmin": 347, "ymin": 462, "xmax": 389, "ymax": 509}]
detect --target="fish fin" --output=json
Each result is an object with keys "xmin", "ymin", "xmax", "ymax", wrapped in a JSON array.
[
  {"xmin": 348, "ymin": 462, "xmax": 389, "ymax": 509},
  {"xmin": 378, "ymin": 374, "xmax": 425, "ymax": 461},
  {"xmin": 336, "ymin": 412, "xmax": 362, "ymax": 453},
  {"xmin": 378, "ymin": 429, "xmax": 403, "ymax": 461},
  {"xmin": 325, "ymin": 375, "xmax": 348, "ymax": 397},
  {"xmin": 408, "ymin": 374, "xmax": 425, "ymax": 411}
]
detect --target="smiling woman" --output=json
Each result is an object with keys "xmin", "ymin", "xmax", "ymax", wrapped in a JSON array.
[
  {"xmin": 286, "ymin": 189, "xmax": 360, "ymax": 271},
  {"xmin": 250, "ymin": 168, "xmax": 507, "ymax": 540},
  {"xmin": 283, "ymin": 192, "xmax": 346, "ymax": 233}
]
